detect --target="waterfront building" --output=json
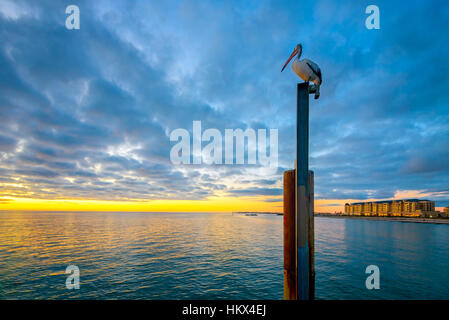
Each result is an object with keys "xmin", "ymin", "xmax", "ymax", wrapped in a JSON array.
[{"xmin": 344, "ymin": 199, "xmax": 436, "ymax": 217}]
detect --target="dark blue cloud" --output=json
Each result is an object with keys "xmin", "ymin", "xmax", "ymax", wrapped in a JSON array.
[{"xmin": 227, "ymin": 187, "xmax": 283, "ymax": 197}]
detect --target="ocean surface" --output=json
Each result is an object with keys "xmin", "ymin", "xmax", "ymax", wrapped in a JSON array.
[{"xmin": 0, "ymin": 211, "xmax": 448, "ymax": 300}]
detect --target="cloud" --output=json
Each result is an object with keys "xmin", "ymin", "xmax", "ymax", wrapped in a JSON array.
[
  {"xmin": 227, "ymin": 187, "xmax": 283, "ymax": 197},
  {"xmin": 0, "ymin": 0, "xmax": 448, "ymax": 206}
]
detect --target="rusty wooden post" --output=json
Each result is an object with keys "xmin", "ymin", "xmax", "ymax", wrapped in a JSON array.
[
  {"xmin": 284, "ymin": 169, "xmax": 315, "ymax": 300},
  {"xmin": 283, "ymin": 169, "xmax": 296, "ymax": 300}
]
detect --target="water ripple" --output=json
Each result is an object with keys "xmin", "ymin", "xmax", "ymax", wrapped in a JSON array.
[{"xmin": 0, "ymin": 212, "xmax": 448, "ymax": 299}]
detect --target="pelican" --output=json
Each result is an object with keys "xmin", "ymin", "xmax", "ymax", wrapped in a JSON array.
[{"xmin": 281, "ymin": 43, "xmax": 322, "ymax": 99}]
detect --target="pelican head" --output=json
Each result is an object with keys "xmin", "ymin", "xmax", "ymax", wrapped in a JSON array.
[{"xmin": 281, "ymin": 43, "xmax": 302, "ymax": 72}]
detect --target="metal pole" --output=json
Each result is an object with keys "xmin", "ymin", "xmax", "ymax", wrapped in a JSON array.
[{"xmin": 296, "ymin": 82, "xmax": 310, "ymax": 300}]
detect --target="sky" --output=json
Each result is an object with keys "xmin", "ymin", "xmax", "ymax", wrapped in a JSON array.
[{"xmin": 0, "ymin": 0, "xmax": 448, "ymax": 213}]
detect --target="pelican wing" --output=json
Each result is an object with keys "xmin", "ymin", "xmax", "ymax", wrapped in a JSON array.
[{"xmin": 304, "ymin": 59, "xmax": 322, "ymax": 84}]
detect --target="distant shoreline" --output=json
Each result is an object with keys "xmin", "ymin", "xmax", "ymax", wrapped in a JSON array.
[
  {"xmin": 233, "ymin": 211, "xmax": 449, "ymax": 225},
  {"xmin": 233, "ymin": 212, "xmax": 282, "ymax": 215},
  {"xmin": 315, "ymin": 213, "xmax": 449, "ymax": 225}
]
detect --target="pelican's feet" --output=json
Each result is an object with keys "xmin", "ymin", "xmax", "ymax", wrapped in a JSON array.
[{"xmin": 309, "ymin": 84, "xmax": 320, "ymax": 99}]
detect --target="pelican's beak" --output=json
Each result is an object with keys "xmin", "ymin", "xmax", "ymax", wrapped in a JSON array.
[{"xmin": 281, "ymin": 48, "xmax": 298, "ymax": 72}]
